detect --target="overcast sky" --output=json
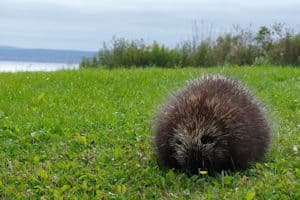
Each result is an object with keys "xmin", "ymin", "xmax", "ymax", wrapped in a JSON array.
[{"xmin": 0, "ymin": 0, "xmax": 299, "ymax": 51}]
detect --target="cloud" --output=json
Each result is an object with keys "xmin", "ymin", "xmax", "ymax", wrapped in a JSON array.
[
  {"xmin": 3, "ymin": 0, "xmax": 299, "ymax": 13},
  {"xmin": 0, "ymin": 0, "xmax": 299, "ymax": 50}
]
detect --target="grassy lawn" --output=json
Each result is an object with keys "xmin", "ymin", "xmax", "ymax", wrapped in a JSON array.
[{"xmin": 0, "ymin": 66, "xmax": 299, "ymax": 199}]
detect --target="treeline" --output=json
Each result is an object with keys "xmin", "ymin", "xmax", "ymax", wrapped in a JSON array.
[{"xmin": 81, "ymin": 24, "xmax": 300, "ymax": 68}]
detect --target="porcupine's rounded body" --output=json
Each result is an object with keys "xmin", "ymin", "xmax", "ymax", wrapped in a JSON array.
[{"xmin": 154, "ymin": 75, "xmax": 271, "ymax": 174}]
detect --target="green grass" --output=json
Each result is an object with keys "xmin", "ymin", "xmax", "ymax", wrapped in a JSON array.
[{"xmin": 0, "ymin": 66, "xmax": 299, "ymax": 199}]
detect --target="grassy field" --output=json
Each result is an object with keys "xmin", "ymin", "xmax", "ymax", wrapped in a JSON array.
[{"xmin": 0, "ymin": 66, "xmax": 299, "ymax": 199}]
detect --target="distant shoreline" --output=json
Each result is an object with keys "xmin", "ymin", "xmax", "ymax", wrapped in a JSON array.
[
  {"xmin": 0, "ymin": 61, "xmax": 79, "ymax": 72},
  {"xmin": 0, "ymin": 46, "xmax": 95, "ymax": 64}
]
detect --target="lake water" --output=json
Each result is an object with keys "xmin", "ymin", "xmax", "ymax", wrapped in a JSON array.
[{"xmin": 0, "ymin": 61, "xmax": 79, "ymax": 72}]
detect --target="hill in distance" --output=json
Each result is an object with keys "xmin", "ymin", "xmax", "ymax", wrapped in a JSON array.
[{"xmin": 0, "ymin": 46, "xmax": 96, "ymax": 63}]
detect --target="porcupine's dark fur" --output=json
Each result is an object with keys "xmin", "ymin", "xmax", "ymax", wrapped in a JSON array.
[{"xmin": 153, "ymin": 75, "xmax": 271, "ymax": 175}]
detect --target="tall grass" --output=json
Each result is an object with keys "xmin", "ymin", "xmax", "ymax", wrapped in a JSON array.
[{"xmin": 81, "ymin": 24, "xmax": 300, "ymax": 68}]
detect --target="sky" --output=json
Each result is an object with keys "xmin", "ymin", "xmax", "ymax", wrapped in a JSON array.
[{"xmin": 0, "ymin": 0, "xmax": 299, "ymax": 51}]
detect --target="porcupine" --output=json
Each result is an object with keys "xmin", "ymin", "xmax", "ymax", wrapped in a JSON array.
[{"xmin": 153, "ymin": 75, "xmax": 271, "ymax": 175}]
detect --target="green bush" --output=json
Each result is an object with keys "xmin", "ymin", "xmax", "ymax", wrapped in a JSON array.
[{"xmin": 81, "ymin": 24, "xmax": 300, "ymax": 68}]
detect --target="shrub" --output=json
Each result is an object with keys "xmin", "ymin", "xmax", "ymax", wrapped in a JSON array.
[{"xmin": 81, "ymin": 24, "xmax": 300, "ymax": 68}]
